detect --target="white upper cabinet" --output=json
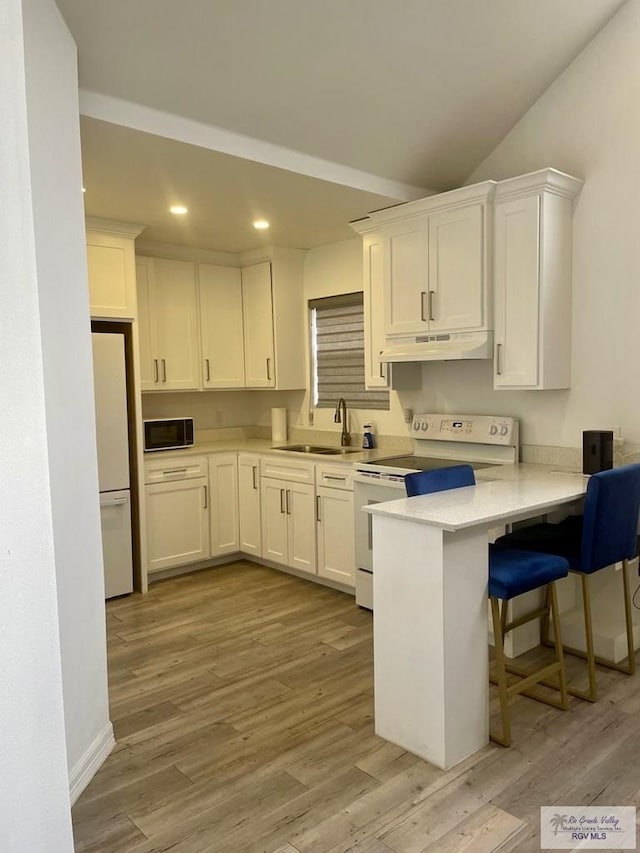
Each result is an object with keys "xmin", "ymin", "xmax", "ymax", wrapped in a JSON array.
[
  {"xmin": 199, "ymin": 264, "xmax": 245, "ymax": 388},
  {"xmin": 385, "ymin": 219, "xmax": 430, "ymax": 336},
  {"xmin": 241, "ymin": 249, "xmax": 306, "ymax": 390},
  {"xmin": 428, "ymin": 203, "xmax": 484, "ymax": 332},
  {"xmin": 363, "ymin": 235, "xmax": 388, "ymax": 388},
  {"xmin": 352, "ymin": 182, "xmax": 494, "ymax": 343},
  {"xmin": 242, "ymin": 261, "xmax": 276, "ymax": 388},
  {"xmin": 86, "ymin": 220, "xmax": 144, "ymax": 320},
  {"xmin": 136, "ymin": 256, "xmax": 200, "ymax": 391},
  {"xmin": 493, "ymin": 169, "xmax": 582, "ymax": 390},
  {"xmin": 362, "ymin": 234, "xmax": 420, "ymax": 391}
]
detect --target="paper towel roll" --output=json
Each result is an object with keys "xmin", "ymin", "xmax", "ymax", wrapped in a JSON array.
[{"xmin": 271, "ymin": 407, "xmax": 287, "ymax": 444}]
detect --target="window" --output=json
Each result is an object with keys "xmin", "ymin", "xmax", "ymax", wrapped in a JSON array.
[{"xmin": 310, "ymin": 292, "xmax": 389, "ymax": 410}]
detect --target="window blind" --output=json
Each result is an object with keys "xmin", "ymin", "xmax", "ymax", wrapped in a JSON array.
[{"xmin": 311, "ymin": 292, "xmax": 390, "ymax": 410}]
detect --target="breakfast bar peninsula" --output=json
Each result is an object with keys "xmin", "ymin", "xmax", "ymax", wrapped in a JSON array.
[{"xmin": 364, "ymin": 467, "xmax": 587, "ymax": 769}]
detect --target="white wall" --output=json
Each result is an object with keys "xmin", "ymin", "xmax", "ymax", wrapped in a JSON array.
[
  {"xmin": 0, "ymin": 0, "xmax": 76, "ymax": 848},
  {"xmin": 296, "ymin": 1, "xmax": 640, "ymax": 454},
  {"xmin": 23, "ymin": 0, "xmax": 111, "ymax": 797},
  {"xmin": 448, "ymin": 0, "xmax": 640, "ymax": 450}
]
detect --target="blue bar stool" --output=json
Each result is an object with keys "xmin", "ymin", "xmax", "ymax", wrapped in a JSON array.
[
  {"xmin": 405, "ymin": 465, "xmax": 569, "ymax": 747},
  {"xmin": 493, "ymin": 463, "xmax": 640, "ymax": 702}
]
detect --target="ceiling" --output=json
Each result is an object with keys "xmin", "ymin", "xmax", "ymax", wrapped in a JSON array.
[
  {"xmin": 58, "ymin": 0, "xmax": 626, "ymax": 253},
  {"xmin": 80, "ymin": 118, "xmax": 399, "ymax": 253}
]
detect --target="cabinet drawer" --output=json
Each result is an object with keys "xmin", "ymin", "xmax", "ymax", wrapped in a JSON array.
[
  {"xmin": 144, "ymin": 454, "xmax": 208, "ymax": 484},
  {"xmin": 260, "ymin": 457, "xmax": 315, "ymax": 484},
  {"xmin": 315, "ymin": 463, "xmax": 354, "ymax": 491}
]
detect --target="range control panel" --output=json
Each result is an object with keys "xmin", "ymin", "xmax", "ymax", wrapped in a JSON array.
[{"xmin": 411, "ymin": 414, "xmax": 518, "ymax": 446}]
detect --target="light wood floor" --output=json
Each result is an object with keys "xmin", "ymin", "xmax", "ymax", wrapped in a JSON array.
[{"xmin": 72, "ymin": 561, "xmax": 640, "ymax": 852}]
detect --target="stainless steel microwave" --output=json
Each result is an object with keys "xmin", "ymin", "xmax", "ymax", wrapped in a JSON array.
[{"xmin": 144, "ymin": 418, "xmax": 194, "ymax": 452}]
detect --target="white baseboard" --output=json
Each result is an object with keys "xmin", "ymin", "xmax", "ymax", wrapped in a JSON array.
[{"xmin": 69, "ymin": 722, "xmax": 115, "ymax": 805}]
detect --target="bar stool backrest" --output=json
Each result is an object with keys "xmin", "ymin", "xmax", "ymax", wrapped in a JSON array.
[
  {"xmin": 405, "ymin": 464, "xmax": 476, "ymax": 497},
  {"xmin": 581, "ymin": 463, "xmax": 640, "ymax": 573}
]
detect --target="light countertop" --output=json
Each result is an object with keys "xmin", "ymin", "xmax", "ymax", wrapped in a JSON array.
[
  {"xmin": 364, "ymin": 466, "xmax": 587, "ymax": 531},
  {"xmin": 144, "ymin": 438, "xmax": 385, "ymax": 464}
]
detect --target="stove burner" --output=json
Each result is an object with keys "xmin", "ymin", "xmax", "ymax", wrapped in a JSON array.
[{"xmin": 368, "ymin": 455, "xmax": 496, "ymax": 472}]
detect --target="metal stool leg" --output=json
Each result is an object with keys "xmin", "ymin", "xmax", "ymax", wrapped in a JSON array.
[
  {"xmin": 549, "ymin": 582, "xmax": 569, "ymax": 710},
  {"xmin": 490, "ymin": 597, "xmax": 511, "ymax": 747}
]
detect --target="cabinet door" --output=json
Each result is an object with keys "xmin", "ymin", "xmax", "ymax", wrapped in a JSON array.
[
  {"xmin": 385, "ymin": 220, "xmax": 429, "ymax": 337},
  {"xmin": 87, "ymin": 233, "xmax": 137, "ymax": 319},
  {"xmin": 260, "ymin": 478, "xmax": 288, "ymax": 566},
  {"xmin": 238, "ymin": 454, "xmax": 261, "ymax": 556},
  {"xmin": 286, "ymin": 482, "xmax": 316, "ymax": 576},
  {"xmin": 363, "ymin": 235, "xmax": 389, "ymax": 388},
  {"xmin": 136, "ymin": 258, "xmax": 159, "ymax": 390},
  {"xmin": 242, "ymin": 262, "xmax": 275, "ymax": 388},
  {"xmin": 494, "ymin": 195, "xmax": 540, "ymax": 388},
  {"xmin": 199, "ymin": 264, "xmax": 245, "ymax": 387},
  {"xmin": 145, "ymin": 477, "xmax": 210, "ymax": 572},
  {"xmin": 428, "ymin": 204, "xmax": 484, "ymax": 332},
  {"xmin": 153, "ymin": 258, "xmax": 200, "ymax": 390},
  {"xmin": 316, "ymin": 486, "xmax": 355, "ymax": 587},
  {"xmin": 209, "ymin": 454, "xmax": 239, "ymax": 557}
]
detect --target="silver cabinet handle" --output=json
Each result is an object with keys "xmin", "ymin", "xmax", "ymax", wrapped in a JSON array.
[
  {"xmin": 379, "ymin": 353, "xmax": 385, "ymax": 379},
  {"xmin": 162, "ymin": 358, "xmax": 167, "ymax": 382},
  {"xmin": 316, "ymin": 495, "xmax": 322, "ymax": 522},
  {"xmin": 101, "ymin": 497, "xmax": 127, "ymax": 507},
  {"xmin": 280, "ymin": 488, "xmax": 285, "ymax": 513},
  {"xmin": 203, "ymin": 485, "xmax": 208, "ymax": 509},
  {"xmin": 496, "ymin": 343, "xmax": 502, "ymax": 376},
  {"xmin": 428, "ymin": 290, "xmax": 435, "ymax": 321},
  {"xmin": 420, "ymin": 291, "xmax": 427, "ymax": 322},
  {"xmin": 286, "ymin": 489, "xmax": 291, "ymax": 515},
  {"xmin": 325, "ymin": 475, "xmax": 346, "ymax": 481},
  {"xmin": 162, "ymin": 467, "xmax": 188, "ymax": 475},
  {"xmin": 205, "ymin": 358, "xmax": 211, "ymax": 382},
  {"xmin": 266, "ymin": 357, "xmax": 272, "ymax": 381},
  {"xmin": 252, "ymin": 466, "xmax": 258, "ymax": 490},
  {"xmin": 153, "ymin": 359, "xmax": 159, "ymax": 383}
]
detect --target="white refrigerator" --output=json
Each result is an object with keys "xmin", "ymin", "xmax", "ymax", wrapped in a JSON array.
[{"xmin": 92, "ymin": 332, "xmax": 134, "ymax": 598}]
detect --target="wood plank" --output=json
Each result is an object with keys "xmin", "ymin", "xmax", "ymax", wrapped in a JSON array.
[{"xmin": 73, "ymin": 560, "xmax": 640, "ymax": 853}]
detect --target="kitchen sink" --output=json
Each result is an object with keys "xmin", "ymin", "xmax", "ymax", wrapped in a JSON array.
[{"xmin": 273, "ymin": 444, "xmax": 360, "ymax": 455}]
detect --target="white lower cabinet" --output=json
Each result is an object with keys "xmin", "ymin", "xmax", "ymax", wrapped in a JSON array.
[
  {"xmin": 261, "ymin": 478, "xmax": 289, "ymax": 565},
  {"xmin": 145, "ymin": 476, "xmax": 210, "ymax": 573},
  {"xmin": 143, "ymin": 452, "xmax": 359, "ymax": 594},
  {"xmin": 316, "ymin": 464, "xmax": 355, "ymax": 588},
  {"xmin": 208, "ymin": 453, "xmax": 239, "ymax": 557},
  {"xmin": 260, "ymin": 457, "xmax": 316, "ymax": 576},
  {"xmin": 238, "ymin": 453, "xmax": 262, "ymax": 556}
]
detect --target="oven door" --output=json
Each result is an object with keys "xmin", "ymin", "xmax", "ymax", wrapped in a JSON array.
[{"xmin": 353, "ymin": 475, "xmax": 406, "ymax": 609}]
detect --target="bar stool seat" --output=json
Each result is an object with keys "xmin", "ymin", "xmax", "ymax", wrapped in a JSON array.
[
  {"xmin": 489, "ymin": 547, "xmax": 570, "ymax": 599},
  {"xmin": 494, "ymin": 463, "xmax": 640, "ymax": 702},
  {"xmin": 404, "ymin": 466, "xmax": 569, "ymax": 747}
]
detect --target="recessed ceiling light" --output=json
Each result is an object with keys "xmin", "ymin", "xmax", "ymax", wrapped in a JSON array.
[
  {"xmin": 170, "ymin": 205, "xmax": 188, "ymax": 215},
  {"xmin": 253, "ymin": 219, "xmax": 270, "ymax": 230}
]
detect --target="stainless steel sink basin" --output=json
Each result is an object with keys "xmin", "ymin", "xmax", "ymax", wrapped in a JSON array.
[{"xmin": 273, "ymin": 444, "xmax": 360, "ymax": 455}]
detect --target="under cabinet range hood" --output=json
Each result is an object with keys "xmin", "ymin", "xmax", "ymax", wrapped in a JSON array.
[{"xmin": 380, "ymin": 330, "xmax": 493, "ymax": 362}]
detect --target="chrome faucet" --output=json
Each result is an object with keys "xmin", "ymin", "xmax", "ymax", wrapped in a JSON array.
[{"xmin": 334, "ymin": 397, "xmax": 351, "ymax": 446}]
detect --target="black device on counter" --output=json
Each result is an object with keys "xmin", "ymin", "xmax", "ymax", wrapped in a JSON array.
[{"xmin": 582, "ymin": 430, "xmax": 613, "ymax": 474}]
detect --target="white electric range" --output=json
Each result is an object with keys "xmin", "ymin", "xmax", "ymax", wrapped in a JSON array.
[{"xmin": 353, "ymin": 413, "xmax": 519, "ymax": 609}]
